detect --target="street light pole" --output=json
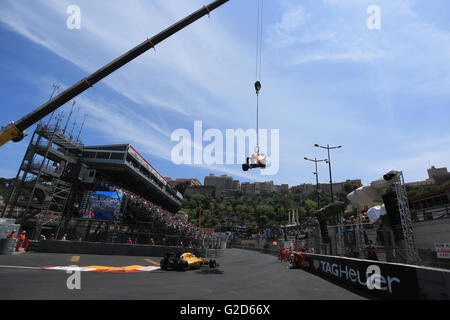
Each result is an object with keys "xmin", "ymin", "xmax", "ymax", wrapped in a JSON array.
[
  {"xmin": 304, "ymin": 157, "xmax": 328, "ymax": 210},
  {"xmin": 327, "ymin": 145, "xmax": 333, "ymax": 202},
  {"xmin": 314, "ymin": 144, "xmax": 342, "ymax": 203},
  {"xmin": 315, "ymin": 159, "xmax": 319, "ymax": 193},
  {"xmin": 314, "ymin": 160, "xmax": 319, "ymax": 210}
]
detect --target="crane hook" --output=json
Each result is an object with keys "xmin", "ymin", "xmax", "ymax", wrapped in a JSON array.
[{"xmin": 255, "ymin": 81, "xmax": 261, "ymax": 95}]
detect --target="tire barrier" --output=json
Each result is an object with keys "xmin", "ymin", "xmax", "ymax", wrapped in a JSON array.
[
  {"xmin": 0, "ymin": 239, "xmax": 16, "ymax": 255},
  {"xmin": 0, "ymin": 219, "xmax": 20, "ymax": 255}
]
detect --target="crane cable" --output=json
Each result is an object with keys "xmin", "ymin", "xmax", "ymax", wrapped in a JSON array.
[
  {"xmin": 255, "ymin": 0, "xmax": 263, "ymax": 82},
  {"xmin": 254, "ymin": 0, "xmax": 264, "ymax": 154}
]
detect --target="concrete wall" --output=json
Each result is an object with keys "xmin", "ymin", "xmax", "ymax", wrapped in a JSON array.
[
  {"xmin": 38, "ymin": 240, "xmax": 206, "ymax": 257},
  {"xmin": 414, "ymin": 219, "xmax": 450, "ymax": 250}
]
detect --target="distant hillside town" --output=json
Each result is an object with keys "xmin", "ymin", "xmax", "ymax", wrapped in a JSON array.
[{"xmin": 164, "ymin": 165, "xmax": 450, "ymax": 201}]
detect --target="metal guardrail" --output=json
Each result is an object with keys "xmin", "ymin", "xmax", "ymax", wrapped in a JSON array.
[
  {"xmin": 413, "ymin": 205, "xmax": 450, "ymax": 222},
  {"xmin": 206, "ymin": 248, "xmax": 225, "ymax": 258}
]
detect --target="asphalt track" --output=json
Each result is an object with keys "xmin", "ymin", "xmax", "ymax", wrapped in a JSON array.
[{"xmin": 0, "ymin": 248, "xmax": 366, "ymax": 300}]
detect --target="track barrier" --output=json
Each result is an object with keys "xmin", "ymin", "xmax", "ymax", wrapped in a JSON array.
[
  {"xmin": 38, "ymin": 240, "xmax": 207, "ymax": 257},
  {"xmin": 235, "ymin": 245, "xmax": 450, "ymax": 300},
  {"xmin": 301, "ymin": 253, "xmax": 450, "ymax": 300}
]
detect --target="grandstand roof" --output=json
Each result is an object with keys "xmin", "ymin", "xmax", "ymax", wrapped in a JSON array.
[{"xmin": 82, "ymin": 144, "xmax": 182, "ymax": 212}]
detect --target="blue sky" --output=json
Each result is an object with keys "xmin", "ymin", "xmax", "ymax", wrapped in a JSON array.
[{"xmin": 0, "ymin": 0, "xmax": 449, "ymax": 187}]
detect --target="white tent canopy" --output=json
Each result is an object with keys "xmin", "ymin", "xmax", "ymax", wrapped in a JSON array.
[
  {"xmin": 346, "ymin": 170, "xmax": 401, "ymax": 208},
  {"xmin": 367, "ymin": 204, "xmax": 387, "ymax": 223}
]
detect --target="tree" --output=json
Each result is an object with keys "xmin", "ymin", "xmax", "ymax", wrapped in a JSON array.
[
  {"xmin": 181, "ymin": 189, "xmax": 330, "ymax": 230},
  {"xmin": 344, "ymin": 183, "xmax": 359, "ymax": 193},
  {"xmin": 304, "ymin": 199, "xmax": 317, "ymax": 216}
]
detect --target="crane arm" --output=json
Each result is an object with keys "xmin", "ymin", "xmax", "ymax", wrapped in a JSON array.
[{"xmin": 0, "ymin": 0, "xmax": 229, "ymax": 147}]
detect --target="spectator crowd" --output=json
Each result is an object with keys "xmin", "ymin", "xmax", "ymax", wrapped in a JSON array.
[{"xmin": 112, "ymin": 186, "xmax": 217, "ymax": 245}]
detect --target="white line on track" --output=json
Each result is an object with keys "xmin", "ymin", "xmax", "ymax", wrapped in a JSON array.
[{"xmin": 0, "ymin": 265, "xmax": 41, "ymax": 270}]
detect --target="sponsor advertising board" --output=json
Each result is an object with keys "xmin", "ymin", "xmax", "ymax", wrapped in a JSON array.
[
  {"xmin": 304, "ymin": 254, "xmax": 421, "ymax": 299},
  {"xmin": 436, "ymin": 243, "xmax": 450, "ymax": 259}
]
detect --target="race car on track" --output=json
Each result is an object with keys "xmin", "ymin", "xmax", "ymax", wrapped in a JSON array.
[{"xmin": 160, "ymin": 252, "xmax": 217, "ymax": 271}]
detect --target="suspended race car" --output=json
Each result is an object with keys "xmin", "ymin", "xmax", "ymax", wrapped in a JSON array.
[{"xmin": 242, "ymin": 151, "xmax": 267, "ymax": 171}]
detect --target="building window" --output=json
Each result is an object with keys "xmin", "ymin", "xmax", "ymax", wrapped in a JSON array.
[
  {"xmin": 83, "ymin": 151, "xmax": 96, "ymax": 158},
  {"xmin": 96, "ymin": 152, "xmax": 111, "ymax": 159},
  {"xmin": 110, "ymin": 153, "xmax": 125, "ymax": 160}
]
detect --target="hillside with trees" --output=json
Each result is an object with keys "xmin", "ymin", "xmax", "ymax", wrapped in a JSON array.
[{"xmin": 180, "ymin": 183, "xmax": 359, "ymax": 232}]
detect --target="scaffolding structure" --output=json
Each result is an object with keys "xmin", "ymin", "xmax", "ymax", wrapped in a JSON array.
[
  {"xmin": 1, "ymin": 123, "xmax": 82, "ymax": 239},
  {"xmin": 393, "ymin": 171, "xmax": 418, "ymax": 265}
]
